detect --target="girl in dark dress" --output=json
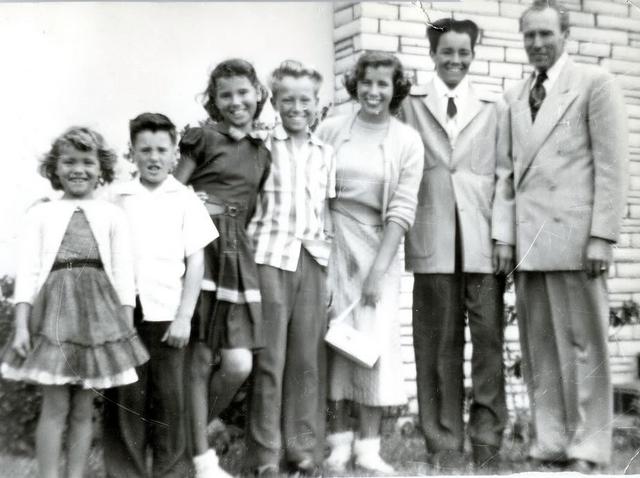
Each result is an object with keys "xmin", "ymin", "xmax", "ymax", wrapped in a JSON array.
[{"xmin": 173, "ymin": 59, "xmax": 270, "ymax": 478}]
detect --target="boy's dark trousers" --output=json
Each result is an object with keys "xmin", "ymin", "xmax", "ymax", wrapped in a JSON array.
[
  {"xmin": 248, "ymin": 248, "xmax": 328, "ymax": 469},
  {"xmin": 103, "ymin": 300, "xmax": 190, "ymax": 478}
]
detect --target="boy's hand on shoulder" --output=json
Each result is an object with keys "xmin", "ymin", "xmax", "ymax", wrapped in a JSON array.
[
  {"xmin": 161, "ymin": 319, "xmax": 191, "ymax": 348},
  {"xmin": 194, "ymin": 191, "xmax": 209, "ymax": 203}
]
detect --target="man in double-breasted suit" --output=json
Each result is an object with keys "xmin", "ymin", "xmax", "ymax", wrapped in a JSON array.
[
  {"xmin": 492, "ymin": 0, "xmax": 628, "ymax": 471},
  {"xmin": 401, "ymin": 18, "xmax": 510, "ymax": 472}
]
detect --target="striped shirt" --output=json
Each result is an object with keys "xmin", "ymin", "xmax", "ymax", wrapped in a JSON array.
[{"xmin": 248, "ymin": 125, "xmax": 336, "ymax": 271}]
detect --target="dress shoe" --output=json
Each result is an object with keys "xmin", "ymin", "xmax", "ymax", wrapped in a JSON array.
[
  {"xmin": 255, "ymin": 464, "xmax": 280, "ymax": 478},
  {"xmin": 527, "ymin": 457, "xmax": 569, "ymax": 472},
  {"xmin": 431, "ymin": 450, "xmax": 468, "ymax": 474},
  {"xmin": 472, "ymin": 444, "xmax": 501, "ymax": 472},
  {"xmin": 568, "ymin": 459, "xmax": 599, "ymax": 474}
]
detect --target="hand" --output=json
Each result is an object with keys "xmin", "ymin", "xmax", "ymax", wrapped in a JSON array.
[
  {"xmin": 492, "ymin": 243, "xmax": 514, "ymax": 275},
  {"xmin": 584, "ymin": 237, "xmax": 612, "ymax": 278},
  {"xmin": 194, "ymin": 191, "xmax": 208, "ymax": 203},
  {"xmin": 362, "ymin": 269, "xmax": 384, "ymax": 307},
  {"xmin": 12, "ymin": 328, "xmax": 31, "ymax": 358},
  {"xmin": 161, "ymin": 319, "xmax": 191, "ymax": 348}
]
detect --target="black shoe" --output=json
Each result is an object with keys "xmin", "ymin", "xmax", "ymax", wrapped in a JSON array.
[
  {"xmin": 255, "ymin": 464, "xmax": 280, "ymax": 478},
  {"xmin": 472, "ymin": 444, "xmax": 501, "ymax": 472},
  {"xmin": 568, "ymin": 459, "xmax": 599, "ymax": 474},
  {"xmin": 527, "ymin": 457, "xmax": 569, "ymax": 471},
  {"xmin": 431, "ymin": 450, "xmax": 468, "ymax": 474}
]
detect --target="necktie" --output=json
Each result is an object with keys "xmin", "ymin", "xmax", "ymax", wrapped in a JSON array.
[
  {"xmin": 529, "ymin": 70, "xmax": 547, "ymax": 122},
  {"xmin": 447, "ymin": 96, "xmax": 457, "ymax": 119}
]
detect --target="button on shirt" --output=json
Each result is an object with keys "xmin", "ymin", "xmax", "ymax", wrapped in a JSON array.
[
  {"xmin": 107, "ymin": 175, "xmax": 219, "ymax": 322},
  {"xmin": 433, "ymin": 75, "xmax": 471, "ymax": 149},
  {"xmin": 248, "ymin": 125, "xmax": 336, "ymax": 272}
]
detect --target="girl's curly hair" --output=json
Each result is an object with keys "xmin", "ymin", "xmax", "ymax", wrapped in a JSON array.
[
  {"xmin": 344, "ymin": 51, "xmax": 412, "ymax": 113},
  {"xmin": 39, "ymin": 126, "xmax": 117, "ymax": 191},
  {"xmin": 202, "ymin": 58, "xmax": 268, "ymax": 122}
]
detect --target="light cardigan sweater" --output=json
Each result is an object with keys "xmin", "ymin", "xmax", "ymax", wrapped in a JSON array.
[
  {"xmin": 13, "ymin": 199, "xmax": 136, "ymax": 307},
  {"xmin": 316, "ymin": 111, "xmax": 424, "ymax": 231}
]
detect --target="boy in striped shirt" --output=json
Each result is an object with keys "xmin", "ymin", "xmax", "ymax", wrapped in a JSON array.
[{"xmin": 246, "ymin": 60, "xmax": 335, "ymax": 476}]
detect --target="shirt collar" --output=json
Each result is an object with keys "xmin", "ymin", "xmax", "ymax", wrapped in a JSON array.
[
  {"xmin": 532, "ymin": 52, "xmax": 568, "ymax": 90},
  {"xmin": 210, "ymin": 121, "xmax": 267, "ymax": 143},
  {"xmin": 115, "ymin": 174, "xmax": 184, "ymax": 196},
  {"xmin": 272, "ymin": 123, "xmax": 323, "ymax": 147},
  {"xmin": 433, "ymin": 74, "xmax": 470, "ymax": 101}
]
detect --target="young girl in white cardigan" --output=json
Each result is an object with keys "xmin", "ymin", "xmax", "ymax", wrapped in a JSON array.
[{"xmin": 1, "ymin": 127, "xmax": 148, "ymax": 478}]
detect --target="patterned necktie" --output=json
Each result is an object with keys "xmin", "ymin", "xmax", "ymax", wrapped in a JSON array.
[
  {"xmin": 447, "ymin": 96, "xmax": 457, "ymax": 119},
  {"xmin": 529, "ymin": 70, "xmax": 548, "ymax": 122}
]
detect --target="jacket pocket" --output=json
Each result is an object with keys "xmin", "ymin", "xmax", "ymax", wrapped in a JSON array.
[
  {"xmin": 405, "ymin": 206, "xmax": 435, "ymax": 259},
  {"xmin": 470, "ymin": 136, "xmax": 497, "ymax": 175}
]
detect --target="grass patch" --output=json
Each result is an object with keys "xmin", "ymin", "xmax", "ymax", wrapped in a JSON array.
[{"xmin": 3, "ymin": 419, "xmax": 640, "ymax": 477}]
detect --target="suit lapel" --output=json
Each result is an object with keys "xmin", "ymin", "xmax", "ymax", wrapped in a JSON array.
[
  {"xmin": 421, "ymin": 80, "xmax": 447, "ymax": 133},
  {"xmin": 511, "ymin": 78, "xmax": 533, "ymax": 184},
  {"xmin": 456, "ymin": 90, "xmax": 483, "ymax": 136},
  {"xmin": 516, "ymin": 60, "xmax": 579, "ymax": 186}
]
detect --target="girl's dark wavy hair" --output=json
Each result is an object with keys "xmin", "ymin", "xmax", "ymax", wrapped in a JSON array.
[
  {"xmin": 344, "ymin": 51, "xmax": 412, "ymax": 113},
  {"xmin": 202, "ymin": 58, "xmax": 268, "ymax": 122},
  {"xmin": 39, "ymin": 126, "xmax": 117, "ymax": 191}
]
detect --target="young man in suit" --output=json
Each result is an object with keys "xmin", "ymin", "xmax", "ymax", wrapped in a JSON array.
[
  {"xmin": 400, "ymin": 18, "xmax": 510, "ymax": 472},
  {"xmin": 492, "ymin": 0, "xmax": 628, "ymax": 472}
]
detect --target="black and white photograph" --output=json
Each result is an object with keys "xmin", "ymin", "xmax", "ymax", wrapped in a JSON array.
[{"xmin": 0, "ymin": 0, "xmax": 638, "ymax": 476}]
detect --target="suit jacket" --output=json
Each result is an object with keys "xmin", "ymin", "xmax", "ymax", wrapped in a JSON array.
[
  {"xmin": 400, "ymin": 79, "xmax": 507, "ymax": 274},
  {"xmin": 492, "ymin": 58, "xmax": 628, "ymax": 271}
]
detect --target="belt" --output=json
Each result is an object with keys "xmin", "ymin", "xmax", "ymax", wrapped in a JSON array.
[
  {"xmin": 51, "ymin": 259, "xmax": 104, "ymax": 271},
  {"xmin": 204, "ymin": 197, "xmax": 247, "ymax": 217}
]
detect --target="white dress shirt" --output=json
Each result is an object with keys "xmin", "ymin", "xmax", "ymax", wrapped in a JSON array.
[
  {"xmin": 530, "ymin": 52, "xmax": 569, "ymax": 93},
  {"xmin": 433, "ymin": 75, "xmax": 472, "ymax": 148}
]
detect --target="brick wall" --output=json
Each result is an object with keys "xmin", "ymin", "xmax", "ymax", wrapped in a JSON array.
[{"xmin": 330, "ymin": 0, "xmax": 640, "ymax": 414}]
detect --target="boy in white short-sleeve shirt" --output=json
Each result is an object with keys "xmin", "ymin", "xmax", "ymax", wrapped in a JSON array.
[{"xmin": 103, "ymin": 112, "xmax": 218, "ymax": 478}]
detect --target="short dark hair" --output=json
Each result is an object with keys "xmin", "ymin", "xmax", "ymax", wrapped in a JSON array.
[
  {"xmin": 269, "ymin": 59, "xmax": 323, "ymax": 100},
  {"xmin": 202, "ymin": 58, "xmax": 268, "ymax": 122},
  {"xmin": 428, "ymin": 18, "xmax": 480, "ymax": 54},
  {"xmin": 129, "ymin": 112, "xmax": 177, "ymax": 145},
  {"xmin": 344, "ymin": 51, "xmax": 412, "ymax": 113},
  {"xmin": 40, "ymin": 126, "xmax": 117, "ymax": 190},
  {"xmin": 520, "ymin": 0, "xmax": 570, "ymax": 33}
]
